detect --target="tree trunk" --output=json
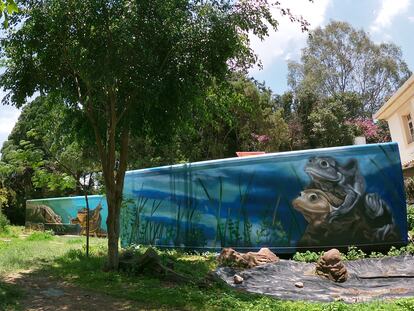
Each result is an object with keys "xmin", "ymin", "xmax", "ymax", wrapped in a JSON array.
[
  {"xmin": 84, "ymin": 90, "xmax": 130, "ymax": 270},
  {"xmin": 106, "ymin": 190, "xmax": 122, "ymax": 269},
  {"xmin": 102, "ymin": 127, "xmax": 129, "ymax": 270}
]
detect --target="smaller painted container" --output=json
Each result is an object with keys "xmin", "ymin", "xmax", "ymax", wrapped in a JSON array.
[{"xmin": 26, "ymin": 195, "xmax": 107, "ymax": 236}]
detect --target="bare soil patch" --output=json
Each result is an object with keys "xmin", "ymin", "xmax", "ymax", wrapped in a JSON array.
[{"xmin": 3, "ymin": 270, "xmax": 146, "ymax": 311}]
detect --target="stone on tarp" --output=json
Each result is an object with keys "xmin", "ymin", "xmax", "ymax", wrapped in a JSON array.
[
  {"xmin": 217, "ymin": 247, "xmax": 279, "ymax": 268},
  {"xmin": 233, "ymin": 274, "xmax": 244, "ymax": 284},
  {"xmin": 315, "ymin": 248, "xmax": 348, "ymax": 283}
]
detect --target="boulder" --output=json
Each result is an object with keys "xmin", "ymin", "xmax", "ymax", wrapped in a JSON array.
[
  {"xmin": 218, "ymin": 247, "xmax": 279, "ymax": 269},
  {"xmin": 315, "ymin": 249, "xmax": 348, "ymax": 283}
]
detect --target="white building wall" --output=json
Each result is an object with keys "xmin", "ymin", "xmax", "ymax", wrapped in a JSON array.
[{"xmin": 386, "ymin": 99, "xmax": 414, "ymax": 164}]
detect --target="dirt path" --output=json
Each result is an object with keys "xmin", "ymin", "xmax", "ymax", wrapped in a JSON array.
[{"xmin": 3, "ymin": 270, "xmax": 145, "ymax": 311}]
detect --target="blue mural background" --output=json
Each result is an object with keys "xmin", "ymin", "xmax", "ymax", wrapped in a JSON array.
[{"xmin": 120, "ymin": 143, "xmax": 407, "ymax": 252}]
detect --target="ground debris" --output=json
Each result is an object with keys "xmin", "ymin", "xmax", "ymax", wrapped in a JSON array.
[{"xmin": 119, "ymin": 247, "xmax": 191, "ymax": 284}]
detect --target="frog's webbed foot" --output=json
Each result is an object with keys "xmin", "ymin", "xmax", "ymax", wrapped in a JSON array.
[
  {"xmin": 373, "ymin": 223, "xmax": 394, "ymax": 241},
  {"xmin": 364, "ymin": 193, "xmax": 387, "ymax": 219},
  {"xmin": 326, "ymin": 210, "xmax": 341, "ymax": 223}
]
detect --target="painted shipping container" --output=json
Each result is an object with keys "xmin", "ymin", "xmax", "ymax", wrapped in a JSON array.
[
  {"xmin": 120, "ymin": 143, "xmax": 408, "ymax": 253},
  {"xmin": 26, "ymin": 195, "xmax": 107, "ymax": 236}
]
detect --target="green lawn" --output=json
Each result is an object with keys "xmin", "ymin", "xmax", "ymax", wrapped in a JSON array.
[{"xmin": 1, "ymin": 227, "xmax": 414, "ymax": 310}]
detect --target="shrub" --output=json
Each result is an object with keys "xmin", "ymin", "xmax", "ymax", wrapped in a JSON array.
[
  {"xmin": 405, "ymin": 178, "xmax": 414, "ymax": 204},
  {"xmin": 26, "ymin": 230, "xmax": 54, "ymax": 241},
  {"xmin": 0, "ymin": 210, "xmax": 10, "ymax": 234},
  {"xmin": 344, "ymin": 246, "xmax": 366, "ymax": 260},
  {"xmin": 407, "ymin": 205, "xmax": 414, "ymax": 232},
  {"xmin": 292, "ymin": 250, "xmax": 324, "ymax": 263}
]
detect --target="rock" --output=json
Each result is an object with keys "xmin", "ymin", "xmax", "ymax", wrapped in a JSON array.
[
  {"xmin": 294, "ymin": 282, "xmax": 304, "ymax": 288},
  {"xmin": 233, "ymin": 274, "xmax": 244, "ymax": 284},
  {"xmin": 218, "ymin": 248, "xmax": 249, "ymax": 268},
  {"xmin": 218, "ymin": 247, "xmax": 279, "ymax": 269},
  {"xmin": 315, "ymin": 248, "xmax": 348, "ymax": 283}
]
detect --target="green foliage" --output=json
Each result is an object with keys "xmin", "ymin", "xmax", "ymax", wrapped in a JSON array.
[
  {"xmin": 345, "ymin": 246, "xmax": 366, "ymax": 260},
  {"xmin": 294, "ymin": 244, "xmax": 414, "ymax": 263},
  {"xmin": 309, "ymin": 98, "xmax": 354, "ymax": 147},
  {"xmin": 0, "ymin": 0, "xmax": 287, "ymax": 266},
  {"xmin": 0, "ymin": 96, "xmax": 100, "ymax": 225},
  {"xmin": 0, "ymin": 0, "xmax": 18, "ymax": 28},
  {"xmin": 0, "ymin": 210, "xmax": 10, "ymax": 233},
  {"xmin": 2, "ymin": 230, "xmax": 414, "ymax": 310},
  {"xmin": 288, "ymin": 20, "xmax": 411, "ymax": 116},
  {"xmin": 405, "ymin": 178, "xmax": 414, "ymax": 203},
  {"xmin": 26, "ymin": 230, "xmax": 54, "ymax": 241},
  {"xmin": 133, "ymin": 75, "xmax": 291, "ymax": 166},
  {"xmin": 292, "ymin": 250, "xmax": 324, "ymax": 263},
  {"xmin": 407, "ymin": 205, "xmax": 414, "ymax": 233}
]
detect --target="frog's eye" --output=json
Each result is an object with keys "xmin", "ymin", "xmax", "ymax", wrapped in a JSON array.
[
  {"xmin": 320, "ymin": 160, "xmax": 329, "ymax": 168},
  {"xmin": 309, "ymin": 194, "xmax": 318, "ymax": 202}
]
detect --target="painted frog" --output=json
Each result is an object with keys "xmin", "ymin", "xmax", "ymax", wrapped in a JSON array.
[
  {"xmin": 292, "ymin": 189, "xmax": 342, "ymax": 226},
  {"xmin": 305, "ymin": 156, "xmax": 365, "ymax": 222}
]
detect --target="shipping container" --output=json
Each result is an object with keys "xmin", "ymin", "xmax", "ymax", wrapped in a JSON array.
[
  {"xmin": 120, "ymin": 143, "xmax": 408, "ymax": 253},
  {"xmin": 26, "ymin": 195, "xmax": 107, "ymax": 236},
  {"xmin": 26, "ymin": 143, "xmax": 408, "ymax": 253}
]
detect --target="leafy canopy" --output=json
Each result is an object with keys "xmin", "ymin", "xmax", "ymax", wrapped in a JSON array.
[
  {"xmin": 0, "ymin": 0, "xmax": 289, "ymax": 268},
  {"xmin": 288, "ymin": 21, "xmax": 411, "ymax": 115}
]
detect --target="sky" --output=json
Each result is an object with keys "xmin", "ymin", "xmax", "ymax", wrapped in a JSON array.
[{"xmin": 0, "ymin": 0, "xmax": 413, "ymax": 150}]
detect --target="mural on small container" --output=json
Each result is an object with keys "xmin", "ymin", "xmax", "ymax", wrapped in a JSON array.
[
  {"xmin": 120, "ymin": 143, "xmax": 407, "ymax": 253},
  {"xmin": 26, "ymin": 195, "xmax": 107, "ymax": 236}
]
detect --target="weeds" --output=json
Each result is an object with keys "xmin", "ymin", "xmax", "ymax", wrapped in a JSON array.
[
  {"xmin": 2, "ymin": 229, "xmax": 414, "ymax": 310},
  {"xmin": 26, "ymin": 230, "xmax": 54, "ymax": 241},
  {"xmin": 293, "ymin": 244, "xmax": 414, "ymax": 263}
]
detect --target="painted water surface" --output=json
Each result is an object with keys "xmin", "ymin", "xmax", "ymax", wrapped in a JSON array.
[
  {"xmin": 120, "ymin": 143, "xmax": 408, "ymax": 252},
  {"xmin": 26, "ymin": 195, "xmax": 107, "ymax": 236}
]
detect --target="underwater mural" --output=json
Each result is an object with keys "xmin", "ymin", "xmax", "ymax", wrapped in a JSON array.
[
  {"xmin": 120, "ymin": 143, "xmax": 408, "ymax": 253},
  {"xmin": 26, "ymin": 195, "xmax": 107, "ymax": 236}
]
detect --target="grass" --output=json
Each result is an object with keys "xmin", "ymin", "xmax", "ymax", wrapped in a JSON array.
[{"xmin": 1, "ymin": 226, "xmax": 414, "ymax": 310}]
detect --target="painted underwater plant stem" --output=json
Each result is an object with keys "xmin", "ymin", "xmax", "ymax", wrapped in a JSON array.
[{"xmin": 198, "ymin": 177, "xmax": 224, "ymax": 247}]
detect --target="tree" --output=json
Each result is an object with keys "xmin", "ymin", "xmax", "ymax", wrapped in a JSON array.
[
  {"xmin": 288, "ymin": 21, "xmax": 411, "ymax": 116},
  {"xmin": 0, "ymin": 0, "xmax": 17, "ymax": 27},
  {"xmin": 1, "ymin": 96, "xmax": 99, "ymax": 223},
  {"xmin": 308, "ymin": 95, "xmax": 358, "ymax": 148},
  {"xmin": 1, "ymin": 0, "xmax": 303, "ymax": 269}
]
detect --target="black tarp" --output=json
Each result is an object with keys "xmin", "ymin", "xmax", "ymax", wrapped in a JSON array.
[{"xmin": 215, "ymin": 255, "xmax": 414, "ymax": 302}]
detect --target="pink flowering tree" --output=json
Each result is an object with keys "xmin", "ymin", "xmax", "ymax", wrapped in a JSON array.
[{"xmin": 347, "ymin": 119, "xmax": 391, "ymax": 143}]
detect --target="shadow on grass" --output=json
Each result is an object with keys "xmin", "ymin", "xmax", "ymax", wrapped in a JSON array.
[
  {"xmin": 36, "ymin": 247, "xmax": 272, "ymax": 310},
  {"xmin": 0, "ymin": 281, "xmax": 22, "ymax": 311},
  {"xmin": 7, "ymin": 245, "xmax": 414, "ymax": 311}
]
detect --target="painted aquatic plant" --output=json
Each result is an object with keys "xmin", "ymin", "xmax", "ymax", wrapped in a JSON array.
[
  {"xmin": 198, "ymin": 177, "xmax": 225, "ymax": 247},
  {"xmin": 198, "ymin": 172, "xmax": 256, "ymax": 248},
  {"xmin": 256, "ymin": 195, "xmax": 289, "ymax": 246},
  {"xmin": 238, "ymin": 173, "xmax": 255, "ymax": 247},
  {"xmin": 173, "ymin": 196, "xmax": 205, "ymax": 247}
]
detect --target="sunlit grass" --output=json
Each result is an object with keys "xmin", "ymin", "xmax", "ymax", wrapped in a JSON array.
[{"xmin": 1, "ymin": 226, "xmax": 414, "ymax": 310}]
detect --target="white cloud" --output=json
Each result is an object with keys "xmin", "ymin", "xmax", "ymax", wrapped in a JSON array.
[
  {"xmin": 409, "ymin": 16, "xmax": 414, "ymax": 22},
  {"xmin": 0, "ymin": 105, "xmax": 20, "ymax": 134},
  {"xmin": 249, "ymin": 0, "xmax": 331, "ymax": 74},
  {"xmin": 370, "ymin": 0, "xmax": 411, "ymax": 32},
  {"xmin": 0, "ymin": 105, "xmax": 20, "ymax": 149}
]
